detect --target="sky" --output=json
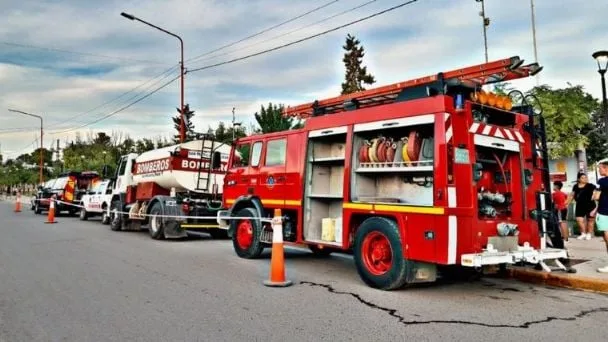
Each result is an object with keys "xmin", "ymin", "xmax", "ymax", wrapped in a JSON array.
[{"xmin": 0, "ymin": 0, "xmax": 607, "ymax": 159}]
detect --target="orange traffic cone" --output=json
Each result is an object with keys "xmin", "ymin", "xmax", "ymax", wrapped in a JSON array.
[
  {"xmin": 45, "ymin": 195, "xmax": 57, "ymax": 224},
  {"xmin": 263, "ymin": 209, "xmax": 292, "ymax": 287},
  {"xmin": 14, "ymin": 191, "xmax": 22, "ymax": 213}
]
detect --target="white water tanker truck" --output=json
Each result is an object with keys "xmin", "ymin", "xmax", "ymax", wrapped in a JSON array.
[{"xmin": 107, "ymin": 137, "xmax": 232, "ymax": 239}]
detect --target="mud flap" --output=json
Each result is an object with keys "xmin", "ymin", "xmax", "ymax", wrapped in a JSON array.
[
  {"xmin": 149, "ymin": 195, "xmax": 188, "ymax": 239},
  {"xmin": 163, "ymin": 220, "xmax": 186, "ymax": 239},
  {"xmin": 405, "ymin": 261, "xmax": 437, "ymax": 284}
]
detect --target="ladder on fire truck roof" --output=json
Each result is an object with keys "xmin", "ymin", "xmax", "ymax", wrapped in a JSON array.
[{"xmin": 283, "ymin": 56, "xmax": 543, "ymax": 119}]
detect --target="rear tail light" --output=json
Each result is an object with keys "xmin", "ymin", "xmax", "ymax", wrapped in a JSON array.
[{"xmin": 181, "ymin": 203, "xmax": 190, "ymax": 214}]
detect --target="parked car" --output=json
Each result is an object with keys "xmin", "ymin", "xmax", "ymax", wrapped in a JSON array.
[{"xmin": 79, "ymin": 179, "xmax": 113, "ymax": 224}]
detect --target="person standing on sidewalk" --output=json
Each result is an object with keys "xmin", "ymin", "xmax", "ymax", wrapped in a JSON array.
[
  {"xmin": 552, "ymin": 181, "xmax": 569, "ymax": 243},
  {"xmin": 566, "ymin": 172, "xmax": 596, "ymax": 240},
  {"xmin": 593, "ymin": 159, "xmax": 608, "ymax": 273}
]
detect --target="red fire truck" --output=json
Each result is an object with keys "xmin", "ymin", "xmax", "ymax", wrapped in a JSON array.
[{"xmin": 217, "ymin": 56, "xmax": 569, "ymax": 290}]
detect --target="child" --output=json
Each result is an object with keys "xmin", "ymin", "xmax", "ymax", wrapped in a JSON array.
[{"xmin": 552, "ymin": 181, "xmax": 569, "ymax": 243}]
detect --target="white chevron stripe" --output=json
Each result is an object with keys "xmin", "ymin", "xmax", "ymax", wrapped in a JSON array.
[
  {"xmin": 446, "ymin": 126, "xmax": 453, "ymax": 141},
  {"xmin": 469, "ymin": 122, "xmax": 480, "ymax": 133},
  {"xmin": 494, "ymin": 128, "xmax": 505, "ymax": 139},
  {"xmin": 504, "ymin": 129, "xmax": 515, "ymax": 141},
  {"xmin": 482, "ymin": 125, "xmax": 492, "ymax": 135},
  {"xmin": 514, "ymin": 131, "xmax": 525, "ymax": 143}
]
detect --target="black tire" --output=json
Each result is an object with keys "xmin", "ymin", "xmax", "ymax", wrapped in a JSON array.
[
  {"xmin": 231, "ymin": 207, "xmax": 265, "ymax": 259},
  {"xmin": 309, "ymin": 245, "xmax": 333, "ymax": 257},
  {"xmin": 79, "ymin": 208, "xmax": 88, "ymax": 221},
  {"xmin": 354, "ymin": 217, "xmax": 410, "ymax": 290},
  {"xmin": 110, "ymin": 201, "xmax": 123, "ymax": 231},
  {"xmin": 148, "ymin": 201, "xmax": 165, "ymax": 240},
  {"xmin": 34, "ymin": 202, "xmax": 41, "ymax": 215}
]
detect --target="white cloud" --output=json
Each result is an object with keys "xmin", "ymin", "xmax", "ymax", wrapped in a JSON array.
[{"xmin": 1, "ymin": 0, "xmax": 607, "ymax": 160}]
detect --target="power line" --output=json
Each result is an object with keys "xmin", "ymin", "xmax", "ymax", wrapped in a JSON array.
[
  {"xmin": 190, "ymin": 0, "xmax": 380, "ymax": 65},
  {"xmin": 185, "ymin": 0, "xmax": 341, "ymax": 64},
  {"xmin": 186, "ymin": 0, "xmax": 420, "ymax": 75},
  {"xmin": 1, "ymin": 41, "xmax": 172, "ymax": 66},
  {"xmin": 50, "ymin": 74, "xmax": 181, "ymax": 135},
  {"xmin": 46, "ymin": 65, "xmax": 180, "ymax": 129}
]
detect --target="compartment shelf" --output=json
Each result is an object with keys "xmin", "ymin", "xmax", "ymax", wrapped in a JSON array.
[
  {"xmin": 309, "ymin": 156, "xmax": 345, "ymax": 163},
  {"xmin": 356, "ymin": 165, "xmax": 433, "ymax": 173},
  {"xmin": 308, "ymin": 193, "xmax": 343, "ymax": 199}
]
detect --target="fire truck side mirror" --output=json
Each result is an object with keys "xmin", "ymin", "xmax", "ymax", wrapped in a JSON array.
[{"xmin": 212, "ymin": 151, "xmax": 222, "ymax": 170}]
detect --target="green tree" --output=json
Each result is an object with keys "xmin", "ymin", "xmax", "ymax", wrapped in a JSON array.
[
  {"xmin": 341, "ymin": 34, "xmax": 376, "ymax": 95},
  {"xmin": 527, "ymin": 84, "xmax": 599, "ymax": 159},
  {"xmin": 254, "ymin": 103, "xmax": 302, "ymax": 134},
  {"xmin": 172, "ymin": 104, "xmax": 196, "ymax": 143},
  {"xmin": 493, "ymin": 82, "xmax": 514, "ymax": 96},
  {"xmin": 581, "ymin": 108, "xmax": 608, "ymax": 163}
]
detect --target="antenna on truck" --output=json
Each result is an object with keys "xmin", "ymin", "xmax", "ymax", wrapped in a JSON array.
[{"xmin": 283, "ymin": 56, "xmax": 543, "ymax": 119}]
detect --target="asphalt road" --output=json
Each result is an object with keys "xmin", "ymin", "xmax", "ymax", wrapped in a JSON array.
[{"xmin": 1, "ymin": 201, "xmax": 607, "ymax": 342}]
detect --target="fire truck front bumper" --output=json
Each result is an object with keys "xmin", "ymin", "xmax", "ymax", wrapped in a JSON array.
[{"xmin": 460, "ymin": 243, "xmax": 568, "ymax": 269}]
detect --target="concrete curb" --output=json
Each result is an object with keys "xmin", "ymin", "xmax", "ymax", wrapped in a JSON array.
[{"xmin": 506, "ymin": 267, "xmax": 608, "ymax": 294}]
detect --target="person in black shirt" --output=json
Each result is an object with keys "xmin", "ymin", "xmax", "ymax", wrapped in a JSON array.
[
  {"xmin": 566, "ymin": 172, "xmax": 596, "ymax": 240},
  {"xmin": 593, "ymin": 159, "xmax": 608, "ymax": 273}
]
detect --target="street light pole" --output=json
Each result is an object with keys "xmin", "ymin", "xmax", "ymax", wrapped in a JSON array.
[
  {"xmin": 8, "ymin": 109, "xmax": 43, "ymax": 184},
  {"xmin": 592, "ymin": 51, "xmax": 608, "ymax": 134},
  {"xmin": 530, "ymin": 0, "xmax": 539, "ymax": 86},
  {"xmin": 475, "ymin": 0, "xmax": 490, "ymax": 63},
  {"xmin": 121, "ymin": 12, "xmax": 185, "ymax": 143}
]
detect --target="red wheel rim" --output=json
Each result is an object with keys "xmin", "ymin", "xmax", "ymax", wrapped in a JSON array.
[
  {"xmin": 236, "ymin": 220, "xmax": 253, "ymax": 250},
  {"xmin": 361, "ymin": 231, "xmax": 393, "ymax": 276}
]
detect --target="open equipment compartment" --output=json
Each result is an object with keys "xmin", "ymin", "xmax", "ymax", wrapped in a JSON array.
[
  {"xmin": 350, "ymin": 115, "xmax": 435, "ymax": 206},
  {"xmin": 303, "ymin": 127, "xmax": 347, "ymax": 246}
]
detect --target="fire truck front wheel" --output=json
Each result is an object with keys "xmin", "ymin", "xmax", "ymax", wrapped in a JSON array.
[
  {"xmin": 354, "ymin": 217, "xmax": 410, "ymax": 290},
  {"xmin": 231, "ymin": 208, "xmax": 265, "ymax": 259},
  {"xmin": 148, "ymin": 201, "xmax": 165, "ymax": 240},
  {"xmin": 110, "ymin": 201, "xmax": 123, "ymax": 231}
]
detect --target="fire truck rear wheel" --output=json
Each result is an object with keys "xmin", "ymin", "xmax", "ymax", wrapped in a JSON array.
[
  {"xmin": 232, "ymin": 207, "xmax": 265, "ymax": 259},
  {"xmin": 148, "ymin": 201, "xmax": 165, "ymax": 240},
  {"xmin": 354, "ymin": 217, "xmax": 410, "ymax": 290}
]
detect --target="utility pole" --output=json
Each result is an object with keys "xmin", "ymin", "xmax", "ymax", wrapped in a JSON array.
[
  {"xmin": 530, "ymin": 0, "xmax": 540, "ymax": 86},
  {"xmin": 232, "ymin": 107, "xmax": 242, "ymax": 142},
  {"xmin": 476, "ymin": 0, "xmax": 490, "ymax": 63}
]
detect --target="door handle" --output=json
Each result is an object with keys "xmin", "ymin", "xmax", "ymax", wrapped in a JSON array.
[{"xmin": 277, "ymin": 176, "xmax": 286, "ymax": 181}]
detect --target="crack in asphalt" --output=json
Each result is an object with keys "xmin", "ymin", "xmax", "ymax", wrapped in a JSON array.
[{"xmin": 300, "ymin": 281, "xmax": 608, "ymax": 329}]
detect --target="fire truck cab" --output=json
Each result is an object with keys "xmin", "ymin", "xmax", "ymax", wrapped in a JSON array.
[{"xmin": 218, "ymin": 56, "xmax": 569, "ymax": 290}]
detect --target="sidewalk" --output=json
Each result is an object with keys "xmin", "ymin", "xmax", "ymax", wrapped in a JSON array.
[{"xmin": 506, "ymin": 236, "xmax": 608, "ymax": 293}]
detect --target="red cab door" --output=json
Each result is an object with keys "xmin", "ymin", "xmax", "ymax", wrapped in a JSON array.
[{"xmin": 257, "ymin": 137, "xmax": 288, "ymax": 207}]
